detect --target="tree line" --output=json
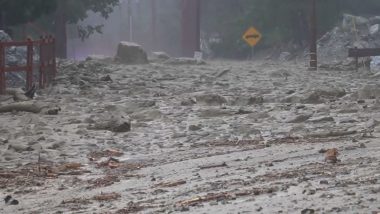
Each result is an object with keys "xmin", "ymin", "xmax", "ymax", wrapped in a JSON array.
[{"xmin": 1, "ymin": 0, "xmax": 380, "ymax": 59}]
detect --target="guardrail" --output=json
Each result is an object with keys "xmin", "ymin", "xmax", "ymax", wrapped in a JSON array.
[
  {"xmin": 0, "ymin": 35, "xmax": 56, "ymax": 94},
  {"xmin": 348, "ymin": 47, "xmax": 380, "ymax": 72}
]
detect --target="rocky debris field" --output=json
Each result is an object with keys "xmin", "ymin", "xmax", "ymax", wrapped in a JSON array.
[{"xmin": 0, "ymin": 58, "xmax": 380, "ymax": 214}]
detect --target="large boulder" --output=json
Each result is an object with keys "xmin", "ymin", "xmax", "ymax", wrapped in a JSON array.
[
  {"xmin": 0, "ymin": 30, "xmax": 11, "ymax": 42},
  {"xmin": 115, "ymin": 41, "xmax": 148, "ymax": 64}
]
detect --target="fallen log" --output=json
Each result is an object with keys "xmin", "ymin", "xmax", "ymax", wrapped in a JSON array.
[
  {"xmin": 0, "ymin": 101, "xmax": 48, "ymax": 113},
  {"xmin": 6, "ymin": 88, "xmax": 31, "ymax": 102},
  {"xmin": 199, "ymin": 162, "xmax": 228, "ymax": 169}
]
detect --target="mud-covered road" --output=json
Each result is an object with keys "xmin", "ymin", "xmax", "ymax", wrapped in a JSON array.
[{"xmin": 1, "ymin": 59, "xmax": 380, "ymax": 213}]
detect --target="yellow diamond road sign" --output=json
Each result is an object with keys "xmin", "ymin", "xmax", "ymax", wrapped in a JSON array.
[{"xmin": 243, "ymin": 27, "xmax": 262, "ymax": 47}]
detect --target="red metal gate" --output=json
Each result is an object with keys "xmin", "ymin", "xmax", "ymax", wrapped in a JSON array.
[{"xmin": 0, "ymin": 35, "xmax": 56, "ymax": 95}]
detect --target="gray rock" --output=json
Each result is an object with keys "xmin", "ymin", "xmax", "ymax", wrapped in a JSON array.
[
  {"xmin": 358, "ymin": 84, "xmax": 380, "ymax": 99},
  {"xmin": 195, "ymin": 94, "xmax": 227, "ymax": 106},
  {"xmin": 308, "ymin": 116, "xmax": 334, "ymax": 123},
  {"xmin": 116, "ymin": 41, "xmax": 148, "ymax": 64},
  {"xmin": 279, "ymin": 52, "xmax": 292, "ymax": 61},
  {"xmin": 198, "ymin": 108, "xmax": 233, "ymax": 118},
  {"xmin": 188, "ymin": 124, "xmax": 202, "ymax": 131},
  {"xmin": 8, "ymin": 144, "xmax": 34, "ymax": 153},
  {"xmin": 0, "ymin": 30, "xmax": 11, "ymax": 41},
  {"xmin": 286, "ymin": 114, "xmax": 312, "ymax": 123},
  {"xmin": 302, "ymin": 88, "xmax": 346, "ymax": 104},
  {"xmin": 151, "ymin": 51, "xmax": 170, "ymax": 60},
  {"xmin": 87, "ymin": 114, "xmax": 131, "ymax": 132},
  {"xmin": 230, "ymin": 95, "xmax": 264, "ymax": 106},
  {"xmin": 164, "ymin": 57, "xmax": 206, "ymax": 65},
  {"xmin": 131, "ymin": 109, "xmax": 162, "ymax": 122},
  {"xmin": 370, "ymin": 24, "xmax": 380, "ymax": 35},
  {"xmin": 301, "ymin": 208, "xmax": 315, "ymax": 214}
]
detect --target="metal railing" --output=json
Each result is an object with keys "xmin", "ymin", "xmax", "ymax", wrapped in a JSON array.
[{"xmin": 0, "ymin": 35, "xmax": 56, "ymax": 94}]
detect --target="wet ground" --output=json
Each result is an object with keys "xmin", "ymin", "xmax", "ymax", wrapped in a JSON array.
[{"xmin": 1, "ymin": 59, "xmax": 380, "ymax": 213}]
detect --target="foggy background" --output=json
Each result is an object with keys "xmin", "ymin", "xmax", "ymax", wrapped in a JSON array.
[{"xmin": 67, "ymin": 0, "xmax": 181, "ymax": 60}]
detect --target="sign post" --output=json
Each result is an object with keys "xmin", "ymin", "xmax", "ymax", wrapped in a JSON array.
[
  {"xmin": 309, "ymin": 0, "xmax": 317, "ymax": 70},
  {"xmin": 242, "ymin": 26, "xmax": 262, "ymax": 60}
]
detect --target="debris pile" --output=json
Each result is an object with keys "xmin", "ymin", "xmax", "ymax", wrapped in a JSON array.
[{"xmin": 318, "ymin": 14, "xmax": 380, "ymax": 68}]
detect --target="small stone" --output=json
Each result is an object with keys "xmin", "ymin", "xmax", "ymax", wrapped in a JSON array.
[
  {"xmin": 301, "ymin": 208, "xmax": 315, "ymax": 214},
  {"xmin": 286, "ymin": 90, "xmax": 295, "ymax": 95},
  {"xmin": 48, "ymin": 141, "xmax": 65, "ymax": 150},
  {"xmin": 188, "ymin": 125, "xmax": 202, "ymax": 131},
  {"xmin": 265, "ymin": 162, "xmax": 274, "ymax": 167},
  {"xmin": 100, "ymin": 75, "xmax": 113, "ymax": 82},
  {"xmin": 0, "ymin": 138, "xmax": 8, "ymax": 145},
  {"xmin": 209, "ymin": 201, "xmax": 218, "ymax": 206}
]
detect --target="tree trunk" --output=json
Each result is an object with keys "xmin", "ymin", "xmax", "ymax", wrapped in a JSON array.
[
  {"xmin": 55, "ymin": 0, "xmax": 67, "ymax": 58},
  {"xmin": 0, "ymin": 11, "xmax": 4, "ymax": 30},
  {"xmin": 181, "ymin": 0, "xmax": 201, "ymax": 57}
]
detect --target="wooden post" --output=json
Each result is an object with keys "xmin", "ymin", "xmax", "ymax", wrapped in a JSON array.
[
  {"xmin": 26, "ymin": 38, "xmax": 33, "ymax": 90},
  {"xmin": 0, "ymin": 42, "xmax": 5, "ymax": 94},
  {"xmin": 52, "ymin": 36, "xmax": 57, "ymax": 78},
  {"xmin": 39, "ymin": 36, "xmax": 45, "ymax": 89},
  {"xmin": 309, "ymin": 0, "xmax": 317, "ymax": 70},
  {"xmin": 354, "ymin": 47, "xmax": 359, "ymax": 72},
  {"xmin": 55, "ymin": 0, "xmax": 67, "ymax": 58}
]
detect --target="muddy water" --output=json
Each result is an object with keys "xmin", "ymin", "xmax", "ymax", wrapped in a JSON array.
[{"xmin": 1, "ymin": 59, "xmax": 380, "ymax": 213}]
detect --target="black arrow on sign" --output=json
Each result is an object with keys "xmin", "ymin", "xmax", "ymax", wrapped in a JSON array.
[{"xmin": 245, "ymin": 34, "xmax": 260, "ymax": 39}]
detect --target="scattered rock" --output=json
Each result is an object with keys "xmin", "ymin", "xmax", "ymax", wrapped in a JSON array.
[
  {"xmin": 279, "ymin": 52, "xmax": 292, "ymax": 61},
  {"xmin": 131, "ymin": 109, "xmax": 162, "ymax": 122},
  {"xmin": 198, "ymin": 108, "xmax": 233, "ymax": 118},
  {"xmin": 4, "ymin": 195, "xmax": 19, "ymax": 205},
  {"xmin": 100, "ymin": 75, "xmax": 113, "ymax": 82},
  {"xmin": 308, "ymin": 116, "xmax": 334, "ymax": 123},
  {"xmin": 164, "ymin": 57, "xmax": 206, "ymax": 65},
  {"xmin": 188, "ymin": 124, "xmax": 202, "ymax": 131},
  {"xmin": 370, "ymin": 24, "xmax": 380, "ymax": 35},
  {"xmin": 301, "ymin": 208, "xmax": 315, "ymax": 214},
  {"xmin": 216, "ymin": 69, "xmax": 231, "ymax": 78},
  {"xmin": 88, "ymin": 114, "xmax": 131, "ymax": 132},
  {"xmin": 230, "ymin": 95, "xmax": 264, "ymax": 106},
  {"xmin": 195, "ymin": 94, "xmax": 227, "ymax": 106},
  {"xmin": 181, "ymin": 98, "xmax": 196, "ymax": 106},
  {"xmin": 358, "ymin": 84, "xmax": 380, "ymax": 99},
  {"xmin": 151, "ymin": 51, "xmax": 170, "ymax": 61},
  {"xmin": 8, "ymin": 144, "xmax": 34, "ymax": 152},
  {"xmin": 286, "ymin": 114, "xmax": 312, "ymax": 123},
  {"xmin": 325, "ymin": 148, "xmax": 339, "ymax": 164}
]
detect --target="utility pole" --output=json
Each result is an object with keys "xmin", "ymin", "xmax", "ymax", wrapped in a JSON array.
[
  {"xmin": 181, "ymin": 0, "xmax": 201, "ymax": 57},
  {"xmin": 127, "ymin": 0, "xmax": 133, "ymax": 42},
  {"xmin": 151, "ymin": 0, "xmax": 157, "ymax": 51},
  {"xmin": 55, "ymin": 0, "xmax": 67, "ymax": 58},
  {"xmin": 309, "ymin": 0, "xmax": 317, "ymax": 70}
]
